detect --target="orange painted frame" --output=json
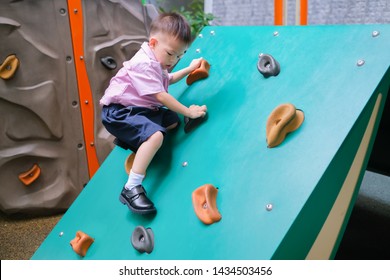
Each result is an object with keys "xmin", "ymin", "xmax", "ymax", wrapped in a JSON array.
[
  {"xmin": 274, "ymin": 0, "xmax": 284, "ymax": 25},
  {"xmin": 299, "ymin": 0, "xmax": 308, "ymax": 25},
  {"xmin": 67, "ymin": 0, "xmax": 99, "ymax": 177},
  {"xmin": 274, "ymin": 0, "xmax": 308, "ymax": 25}
]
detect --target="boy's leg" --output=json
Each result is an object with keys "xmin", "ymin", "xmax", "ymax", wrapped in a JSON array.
[
  {"xmin": 102, "ymin": 105, "xmax": 176, "ymax": 214},
  {"xmin": 165, "ymin": 122, "xmax": 179, "ymax": 130},
  {"xmin": 130, "ymin": 131, "xmax": 164, "ymax": 176},
  {"xmin": 120, "ymin": 131, "xmax": 164, "ymax": 215}
]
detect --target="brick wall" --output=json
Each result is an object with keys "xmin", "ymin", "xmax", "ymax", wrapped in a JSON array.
[{"xmin": 211, "ymin": 0, "xmax": 390, "ymax": 25}]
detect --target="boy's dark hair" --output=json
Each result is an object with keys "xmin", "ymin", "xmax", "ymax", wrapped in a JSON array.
[{"xmin": 150, "ymin": 12, "xmax": 192, "ymax": 44}]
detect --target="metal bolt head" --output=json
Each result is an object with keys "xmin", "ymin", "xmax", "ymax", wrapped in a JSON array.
[
  {"xmin": 266, "ymin": 203, "xmax": 273, "ymax": 211},
  {"xmin": 59, "ymin": 231, "xmax": 64, "ymax": 237},
  {"xmin": 210, "ymin": 30, "xmax": 215, "ymax": 36},
  {"xmin": 372, "ymin": 30, "xmax": 380, "ymax": 37},
  {"xmin": 198, "ymin": 34, "xmax": 203, "ymax": 38},
  {"xmin": 273, "ymin": 31, "xmax": 279, "ymax": 37},
  {"xmin": 182, "ymin": 161, "xmax": 188, "ymax": 167},
  {"xmin": 357, "ymin": 59, "xmax": 365, "ymax": 67},
  {"xmin": 196, "ymin": 48, "xmax": 201, "ymax": 53}
]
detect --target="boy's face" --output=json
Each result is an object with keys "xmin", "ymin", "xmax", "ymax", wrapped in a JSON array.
[{"xmin": 149, "ymin": 33, "xmax": 188, "ymax": 70}]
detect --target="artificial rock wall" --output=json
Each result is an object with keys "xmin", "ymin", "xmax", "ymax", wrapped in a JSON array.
[{"xmin": 0, "ymin": 0, "xmax": 156, "ymax": 215}]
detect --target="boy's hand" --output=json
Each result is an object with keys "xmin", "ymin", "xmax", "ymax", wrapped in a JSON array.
[
  {"xmin": 188, "ymin": 104, "xmax": 207, "ymax": 119},
  {"xmin": 170, "ymin": 58, "xmax": 204, "ymax": 84},
  {"xmin": 188, "ymin": 58, "xmax": 203, "ymax": 72}
]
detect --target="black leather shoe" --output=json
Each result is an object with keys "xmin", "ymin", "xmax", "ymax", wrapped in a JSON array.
[{"xmin": 119, "ymin": 185, "xmax": 156, "ymax": 215}]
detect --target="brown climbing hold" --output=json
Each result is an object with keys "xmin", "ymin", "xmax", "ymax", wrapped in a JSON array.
[
  {"xmin": 266, "ymin": 103, "xmax": 304, "ymax": 148},
  {"xmin": 70, "ymin": 231, "xmax": 94, "ymax": 257},
  {"xmin": 18, "ymin": 163, "xmax": 41, "ymax": 186},
  {"xmin": 186, "ymin": 59, "xmax": 210, "ymax": 85},
  {"xmin": 192, "ymin": 184, "xmax": 222, "ymax": 225},
  {"xmin": 124, "ymin": 153, "xmax": 135, "ymax": 175},
  {"xmin": 0, "ymin": 54, "xmax": 20, "ymax": 80},
  {"xmin": 124, "ymin": 153, "xmax": 146, "ymax": 177}
]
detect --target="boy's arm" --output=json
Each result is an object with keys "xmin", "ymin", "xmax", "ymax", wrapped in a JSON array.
[
  {"xmin": 170, "ymin": 58, "xmax": 203, "ymax": 84},
  {"xmin": 155, "ymin": 91, "xmax": 206, "ymax": 119}
]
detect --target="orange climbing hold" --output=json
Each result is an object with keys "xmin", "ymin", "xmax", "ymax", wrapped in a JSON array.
[
  {"xmin": 124, "ymin": 153, "xmax": 135, "ymax": 174},
  {"xmin": 192, "ymin": 184, "xmax": 222, "ymax": 225},
  {"xmin": 0, "ymin": 54, "xmax": 20, "ymax": 80},
  {"xmin": 124, "ymin": 153, "xmax": 147, "ymax": 177},
  {"xmin": 18, "ymin": 163, "xmax": 41, "ymax": 186},
  {"xmin": 186, "ymin": 59, "xmax": 210, "ymax": 85},
  {"xmin": 266, "ymin": 103, "xmax": 304, "ymax": 148},
  {"xmin": 70, "ymin": 231, "xmax": 94, "ymax": 257}
]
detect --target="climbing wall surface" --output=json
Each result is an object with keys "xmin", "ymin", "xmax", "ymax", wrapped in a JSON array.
[
  {"xmin": 32, "ymin": 25, "xmax": 390, "ymax": 259},
  {"xmin": 0, "ymin": 0, "xmax": 155, "ymax": 215}
]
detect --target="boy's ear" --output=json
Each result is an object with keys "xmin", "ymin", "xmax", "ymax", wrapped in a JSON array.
[{"xmin": 149, "ymin": 37, "xmax": 157, "ymax": 48}]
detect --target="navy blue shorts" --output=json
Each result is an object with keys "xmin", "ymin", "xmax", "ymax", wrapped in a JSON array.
[{"xmin": 102, "ymin": 104, "xmax": 180, "ymax": 152}]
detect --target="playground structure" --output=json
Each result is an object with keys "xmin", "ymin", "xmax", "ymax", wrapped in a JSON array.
[
  {"xmin": 1, "ymin": 0, "xmax": 389, "ymax": 260},
  {"xmin": 32, "ymin": 23, "xmax": 389, "ymax": 259}
]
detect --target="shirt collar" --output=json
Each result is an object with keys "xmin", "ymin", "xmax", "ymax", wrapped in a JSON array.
[
  {"xmin": 141, "ymin": 41, "xmax": 169, "ymax": 75},
  {"xmin": 141, "ymin": 42, "xmax": 158, "ymax": 62}
]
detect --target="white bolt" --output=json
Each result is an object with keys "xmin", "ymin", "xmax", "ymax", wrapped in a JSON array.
[
  {"xmin": 357, "ymin": 59, "xmax": 365, "ymax": 67},
  {"xmin": 372, "ymin": 30, "xmax": 380, "ymax": 37}
]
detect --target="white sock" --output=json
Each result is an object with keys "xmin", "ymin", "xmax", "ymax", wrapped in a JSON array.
[{"xmin": 125, "ymin": 170, "xmax": 145, "ymax": 190}]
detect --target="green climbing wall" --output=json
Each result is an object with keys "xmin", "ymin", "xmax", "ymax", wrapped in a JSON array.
[{"xmin": 32, "ymin": 24, "xmax": 390, "ymax": 260}]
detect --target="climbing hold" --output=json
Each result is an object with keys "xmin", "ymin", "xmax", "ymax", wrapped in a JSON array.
[
  {"xmin": 100, "ymin": 56, "xmax": 117, "ymax": 70},
  {"xmin": 124, "ymin": 153, "xmax": 135, "ymax": 174},
  {"xmin": 124, "ymin": 152, "xmax": 145, "ymax": 176},
  {"xmin": 18, "ymin": 163, "xmax": 41, "ymax": 186},
  {"xmin": 266, "ymin": 103, "xmax": 304, "ymax": 148},
  {"xmin": 0, "ymin": 54, "xmax": 20, "ymax": 80},
  {"xmin": 186, "ymin": 59, "xmax": 210, "ymax": 85},
  {"xmin": 257, "ymin": 53, "xmax": 280, "ymax": 78},
  {"xmin": 192, "ymin": 184, "xmax": 222, "ymax": 225},
  {"xmin": 184, "ymin": 113, "xmax": 208, "ymax": 133},
  {"xmin": 70, "ymin": 231, "xmax": 94, "ymax": 257},
  {"xmin": 131, "ymin": 226, "xmax": 154, "ymax": 254}
]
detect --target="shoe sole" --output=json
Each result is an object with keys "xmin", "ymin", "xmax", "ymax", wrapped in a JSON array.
[{"xmin": 119, "ymin": 194, "xmax": 156, "ymax": 215}]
